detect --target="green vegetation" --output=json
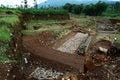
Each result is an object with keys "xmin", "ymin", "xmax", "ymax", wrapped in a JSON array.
[
  {"xmin": 63, "ymin": 1, "xmax": 120, "ymax": 17},
  {"xmin": 0, "ymin": 15, "xmax": 19, "ymax": 25},
  {"xmin": 115, "ymin": 34, "xmax": 120, "ymax": 43},
  {"xmin": 63, "ymin": 1, "xmax": 108, "ymax": 16},
  {"xmin": 0, "ymin": 15, "xmax": 19, "ymax": 41},
  {"xmin": 83, "ymin": 1, "xmax": 108, "ymax": 16},
  {"xmin": 71, "ymin": 16, "xmax": 96, "ymax": 30},
  {"xmin": 27, "ymin": 20, "xmax": 57, "ymax": 27},
  {"xmin": 0, "ymin": 42, "xmax": 9, "ymax": 62},
  {"xmin": 0, "ymin": 25, "xmax": 10, "ymax": 41},
  {"xmin": 22, "ymin": 20, "xmax": 71, "ymax": 38},
  {"xmin": 20, "ymin": 8, "xmax": 68, "ymax": 15},
  {"xmin": 0, "ymin": 9, "xmax": 19, "ymax": 62},
  {"xmin": 102, "ymin": 2, "xmax": 120, "ymax": 19}
]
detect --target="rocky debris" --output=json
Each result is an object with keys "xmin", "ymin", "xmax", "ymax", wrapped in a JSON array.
[
  {"xmin": 77, "ymin": 36, "xmax": 91, "ymax": 55},
  {"xmin": 86, "ymin": 39, "xmax": 120, "ymax": 80},
  {"xmin": 108, "ymin": 42, "xmax": 120, "ymax": 57},
  {"xmin": 0, "ymin": 63, "xmax": 12, "ymax": 80},
  {"xmin": 87, "ymin": 57, "xmax": 120, "ymax": 80},
  {"xmin": 57, "ymin": 33, "xmax": 88, "ymax": 54},
  {"xmin": 30, "ymin": 67, "xmax": 63, "ymax": 80}
]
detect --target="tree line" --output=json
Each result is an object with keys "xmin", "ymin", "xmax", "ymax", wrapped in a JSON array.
[{"xmin": 63, "ymin": 1, "xmax": 120, "ymax": 16}]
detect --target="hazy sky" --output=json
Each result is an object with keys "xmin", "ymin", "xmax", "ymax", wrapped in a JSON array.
[
  {"xmin": 0, "ymin": 0, "xmax": 47, "ymax": 7},
  {"xmin": 0, "ymin": 0, "xmax": 119, "ymax": 7}
]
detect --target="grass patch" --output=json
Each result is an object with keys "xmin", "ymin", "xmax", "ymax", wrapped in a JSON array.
[
  {"xmin": 0, "ymin": 9, "xmax": 19, "ymax": 62},
  {"xmin": 114, "ymin": 34, "xmax": 120, "ymax": 43},
  {"xmin": 23, "ymin": 20, "xmax": 71, "ymax": 37},
  {"xmin": 0, "ymin": 15, "xmax": 19, "ymax": 25},
  {"xmin": 0, "ymin": 24, "xmax": 11, "ymax": 41},
  {"xmin": 26, "ymin": 20, "xmax": 57, "ymax": 27},
  {"xmin": 71, "ymin": 16, "xmax": 96, "ymax": 30},
  {"xmin": 0, "ymin": 42, "xmax": 9, "ymax": 62}
]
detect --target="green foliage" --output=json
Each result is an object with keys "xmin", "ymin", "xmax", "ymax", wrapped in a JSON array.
[
  {"xmin": 113, "ymin": 2, "xmax": 120, "ymax": 13},
  {"xmin": 115, "ymin": 34, "xmax": 120, "ymax": 43},
  {"xmin": 63, "ymin": 1, "xmax": 108, "ymax": 16},
  {"xmin": 83, "ymin": 1, "xmax": 108, "ymax": 16},
  {"xmin": 63, "ymin": 3, "xmax": 74, "ymax": 12},
  {"xmin": 0, "ymin": 9, "xmax": 19, "ymax": 62},
  {"xmin": 20, "ymin": 8, "xmax": 68, "ymax": 15},
  {"xmin": 101, "ymin": 2, "xmax": 120, "ymax": 18},
  {"xmin": 72, "ymin": 4, "xmax": 83, "ymax": 14},
  {"xmin": 0, "ymin": 15, "xmax": 19, "ymax": 25},
  {"xmin": 83, "ymin": 4, "xmax": 96, "ymax": 16},
  {"xmin": 63, "ymin": 3, "xmax": 84, "ymax": 14},
  {"xmin": 0, "ymin": 21, "xmax": 11, "ymax": 41}
]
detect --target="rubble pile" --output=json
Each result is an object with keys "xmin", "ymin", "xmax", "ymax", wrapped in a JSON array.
[
  {"xmin": 86, "ymin": 40, "xmax": 120, "ymax": 80},
  {"xmin": 30, "ymin": 67, "xmax": 63, "ymax": 80}
]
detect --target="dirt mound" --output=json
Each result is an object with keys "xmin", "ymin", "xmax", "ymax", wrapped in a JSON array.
[{"xmin": 23, "ymin": 31, "xmax": 56, "ymax": 47}]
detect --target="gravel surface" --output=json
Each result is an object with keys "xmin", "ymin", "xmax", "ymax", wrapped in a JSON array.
[
  {"xmin": 30, "ymin": 67, "xmax": 63, "ymax": 80},
  {"xmin": 57, "ymin": 33, "xmax": 88, "ymax": 54}
]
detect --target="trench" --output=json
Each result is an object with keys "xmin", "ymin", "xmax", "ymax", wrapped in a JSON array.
[
  {"xmin": 7, "ymin": 15, "xmax": 26, "ymax": 80},
  {"xmin": 7, "ymin": 14, "xmax": 88, "ymax": 80}
]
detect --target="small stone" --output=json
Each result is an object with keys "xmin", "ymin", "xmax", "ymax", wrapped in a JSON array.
[
  {"xmin": 7, "ymin": 73, "xmax": 9, "ymax": 76},
  {"xmin": 8, "ymin": 69, "xmax": 10, "ymax": 72},
  {"xmin": 13, "ymin": 75, "xmax": 16, "ymax": 78}
]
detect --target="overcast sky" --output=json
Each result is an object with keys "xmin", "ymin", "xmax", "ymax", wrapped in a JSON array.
[
  {"xmin": 0, "ymin": 0, "xmax": 119, "ymax": 7},
  {"xmin": 0, "ymin": 0, "xmax": 47, "ymax": 7}
]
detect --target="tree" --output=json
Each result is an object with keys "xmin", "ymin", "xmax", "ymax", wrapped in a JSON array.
[
  {"xmin": 114, "ymin": 2, "xmax": 120, "ymax": 13},
  {"xmin": 63, "ymin": 3, "xmax": 73, "ymax": 12},
  {"xmin": 95, "ymin": 1, "xmax": 108, "ymax": 15},
  {"xmin": 83, "ymin": 4, "xmax": 96, "ymax": 16},
  {"xmin": 83, "ymin": 1, "xmax": 108, "ymax": 16},
  {"xmin": 34, "ymin": 0, "xmax": 38, "ymax": 9},
  {"xmin": 72, "ymin": 4, "xmax": 83, "ymax": 14},
  {"xmin": 24, "ymin": 0, "xmax": 28, "ymax": 8}
]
